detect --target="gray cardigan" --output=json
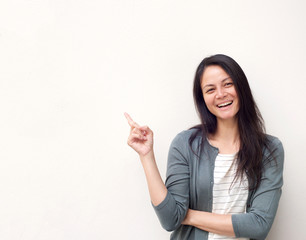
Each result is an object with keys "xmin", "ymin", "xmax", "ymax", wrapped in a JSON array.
[{"xmin": 153, "ymin": 129, "xmax": 284, "ymax": 240}]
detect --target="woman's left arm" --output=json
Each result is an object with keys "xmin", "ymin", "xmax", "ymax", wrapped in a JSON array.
[
  {"xmin": 183, "ymin": 138, "xmax": 284, "ymax": 239},
  {"xmin": 231, "ymin": 139, "xmax": 284, "ymax": 239}
]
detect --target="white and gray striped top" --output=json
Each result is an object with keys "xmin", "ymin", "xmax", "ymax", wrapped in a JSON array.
[{"xmin": 208, "ymin": 153, "xmax": 249, "ymax": 240}]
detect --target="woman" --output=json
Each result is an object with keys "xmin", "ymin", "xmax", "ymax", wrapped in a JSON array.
[{"xmin": 125, "ymin": 54, "xmax": 284, "ymax": 240}]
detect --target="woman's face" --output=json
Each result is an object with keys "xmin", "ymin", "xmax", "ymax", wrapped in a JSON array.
[{"xmin": 201, "ymin": 65, "xmax": 239, "ymax": 122}]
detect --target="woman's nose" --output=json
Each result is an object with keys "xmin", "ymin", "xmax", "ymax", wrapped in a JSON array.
[{"xmin": 216, "ymin": 88, "xmax": 227, "ymax": 98}]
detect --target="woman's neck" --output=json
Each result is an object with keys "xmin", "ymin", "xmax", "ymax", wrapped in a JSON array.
[{"xmin": 209, "ymin": 118, "xmax": 240, "ymax": 154}]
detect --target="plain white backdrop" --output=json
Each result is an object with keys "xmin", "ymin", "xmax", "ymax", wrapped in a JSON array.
[{"xmin": 0, "ymin": 0, "xmax": 305, "ymax": 239}]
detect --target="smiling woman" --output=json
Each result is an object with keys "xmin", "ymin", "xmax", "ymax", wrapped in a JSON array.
[{"xmin": 125, "ymin": 54, "xmax": 284, "ymax": 240}]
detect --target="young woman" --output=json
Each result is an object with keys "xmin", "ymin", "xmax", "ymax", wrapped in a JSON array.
[{"xmin": 125, "ymin": 54, "xmax": 284, "ymax": 240}]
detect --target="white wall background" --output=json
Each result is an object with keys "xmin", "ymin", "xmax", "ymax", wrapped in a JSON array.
[{"xmin": 0, "ymin": 0, "xmax": 305, "ymax": 239}]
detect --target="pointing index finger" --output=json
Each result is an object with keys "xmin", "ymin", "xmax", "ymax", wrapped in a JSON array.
[{"xmin": 124, "ymin": 112, "xmax": 139, "ymax": 127}]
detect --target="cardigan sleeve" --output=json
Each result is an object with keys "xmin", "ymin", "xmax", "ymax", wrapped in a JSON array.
[
  {"xmin": 152, "ymin": 132, "xmax": 190, "ymax": 231},
  {"xmin": 232, "ymin": 137, "xmax": 284, "ymax": 240}
]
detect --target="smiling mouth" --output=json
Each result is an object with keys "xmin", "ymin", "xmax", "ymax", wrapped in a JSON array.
[{"xmin": 217, "ymin": 101, "xmax": 233, "ymax": 108}]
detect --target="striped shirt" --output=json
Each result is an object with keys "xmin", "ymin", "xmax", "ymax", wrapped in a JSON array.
[{"xmin": 208, "ymin": 153, "xmax": 249, "ymax": 240}]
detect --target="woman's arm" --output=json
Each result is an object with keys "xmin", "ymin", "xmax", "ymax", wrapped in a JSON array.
[
  {"xmin": 231, "ymin": 138, "xmax": 284, "ymax": 239},
  {"xmin": 139, "ymin": 150, "xmax": 168, "ymax": 206},
  {"xmin": 182, "ymin": 210, "xmax": 235, "ymax": 236},
  {"xmin": 125, "ymin": 113, "xmax": 167, "ymax": 206},
  {"xmin": 125, "ymin": 113, "xmax": 190, "ymax": 231}
]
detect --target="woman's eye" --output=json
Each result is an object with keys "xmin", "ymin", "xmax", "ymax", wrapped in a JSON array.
[
  {"xmin": 206, "ymin": 88, "xmax": 214, "ymax": 93},
  {"xmin": 225, "ymin": 82, "xmax": 233, "ymax": 87}
]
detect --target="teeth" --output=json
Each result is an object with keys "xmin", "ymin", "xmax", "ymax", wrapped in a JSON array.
[{"xmin": 218, "ymin": 101, "xmax": 232, "ymax": 107}]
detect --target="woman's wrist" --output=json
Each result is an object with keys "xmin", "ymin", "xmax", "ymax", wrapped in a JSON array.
[{"xmin": 139, "ymin": 150, "xmax": 155, "ymax": 162}]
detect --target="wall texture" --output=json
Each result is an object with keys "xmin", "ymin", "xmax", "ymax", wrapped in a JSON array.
[{"xmin": 0, "ymin": 0, "xmax": 305, "ymax": 239}]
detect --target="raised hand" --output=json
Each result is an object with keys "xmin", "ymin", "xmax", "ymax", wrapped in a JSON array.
[{"xmin": 124, "ymin": 112, "xmax": 154, "ymax": 157}]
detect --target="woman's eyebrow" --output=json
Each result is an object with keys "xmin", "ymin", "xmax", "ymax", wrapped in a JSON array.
[
  {"xmin": 202, "ymin": 83, "xmax": 214, "ymax": 89},
  {"xmin": 221, "ymin": 77, "xmax": 231, "ymax": 82},
  {"xmin": 202, "ymin": 77, "xmax": 231, "ymax": 89}
]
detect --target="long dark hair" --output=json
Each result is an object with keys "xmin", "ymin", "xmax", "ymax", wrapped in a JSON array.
[{"xmin": 190, "ymin": 54, "xmax": 268, "ymax": 190}]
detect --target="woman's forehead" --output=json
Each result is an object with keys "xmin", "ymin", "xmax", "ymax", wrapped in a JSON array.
[{"xmin": 201, "ymin": 65, "xmax": 230, "ymax": 86}]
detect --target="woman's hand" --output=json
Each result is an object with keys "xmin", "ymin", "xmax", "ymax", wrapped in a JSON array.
[{"xmin": 124, "ymin": 112, "xmax": 153, "ymax": 157}]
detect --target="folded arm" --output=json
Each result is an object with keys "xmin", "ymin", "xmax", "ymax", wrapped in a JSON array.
[{"xmin": 182, "ymin": 209, "xmax": 235, "ymax": 236}]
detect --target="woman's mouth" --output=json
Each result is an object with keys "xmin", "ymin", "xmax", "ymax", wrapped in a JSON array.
[{"xmin": 217, "ymin": 101, "xmax": 233, "ymax": 108}]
